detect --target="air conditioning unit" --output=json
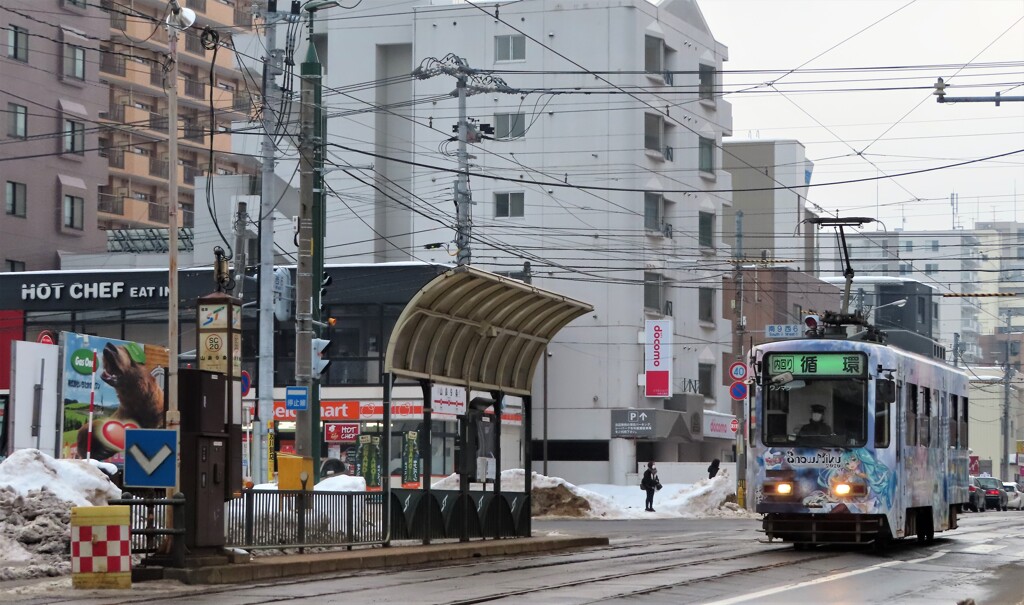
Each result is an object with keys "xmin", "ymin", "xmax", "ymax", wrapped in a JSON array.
[
  {"xmin": 663, "ymin": 146, "xmax": 674, "ymax": 161},
  {"xmin": 664, "ymin": 301, "xmax": 674, "ymax": 316},
  {"xmin": 662, "ymin": 222, "xmax": 673, "ymax": 238}
]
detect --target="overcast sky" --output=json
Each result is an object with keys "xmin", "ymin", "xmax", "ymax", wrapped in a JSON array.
[{"xmin": 699, "ymin": 0, "xmax": 1024, "ymax": 233}]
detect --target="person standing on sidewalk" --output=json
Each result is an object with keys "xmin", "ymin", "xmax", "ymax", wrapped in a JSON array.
[{"xmin": 641, "ymin": 462, "xmax": 661, "ymax": 512}]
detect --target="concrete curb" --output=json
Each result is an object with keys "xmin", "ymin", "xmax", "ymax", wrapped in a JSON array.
[{"xmin": 161, "ymin": 537, "xmax": 608, "ymax": 585}]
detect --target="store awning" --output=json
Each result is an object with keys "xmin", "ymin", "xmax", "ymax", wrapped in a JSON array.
[{"xmin": 384, "ymin": 265, "xmax": 593, "ymax": 396}]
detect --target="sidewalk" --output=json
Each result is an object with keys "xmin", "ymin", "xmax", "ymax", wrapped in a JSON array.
[{"xmin": 161, "ymin": 536, "xmax": 609, "ymax": 585}]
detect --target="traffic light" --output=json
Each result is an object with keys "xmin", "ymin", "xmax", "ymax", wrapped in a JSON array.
[
  {"xmin": 318, "ymin": 274, "xmax": 332, "ymax": 315},
  {"xmin": 311, "ymin": 338, "xmax": 331, "ymax": 376}
]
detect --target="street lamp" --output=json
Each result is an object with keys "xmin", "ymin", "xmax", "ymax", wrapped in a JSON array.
[
  {"xmin": 165, "ymin": 0, "xmax": 195, "ymax": 492},
  {"xmin": 868, "ymin": 298, "xmax": 907, "ymax": 320}
]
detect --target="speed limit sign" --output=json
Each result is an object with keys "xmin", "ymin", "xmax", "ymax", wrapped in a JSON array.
[{"xmin": 729, "ymin": 361, "xmax": 748, "ymax": 382}]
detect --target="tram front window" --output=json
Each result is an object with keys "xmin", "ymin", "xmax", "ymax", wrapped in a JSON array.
[{"xmin": 764, "ymin": 379, "xmax": 867, "ymax": 447}]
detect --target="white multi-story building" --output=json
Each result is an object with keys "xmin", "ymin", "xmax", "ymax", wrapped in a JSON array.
[{"xmin": 286, "ymin": 0, "xmax": 737, "ymax": 484}]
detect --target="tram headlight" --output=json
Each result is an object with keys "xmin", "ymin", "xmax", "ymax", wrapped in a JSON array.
[
  {"xmin": 775, "ymin": 482, "xmax": 793, "ymax": 495},
  {"xmin": 833, "ymin": 483, "xmax": 852, "ymax": 496}
]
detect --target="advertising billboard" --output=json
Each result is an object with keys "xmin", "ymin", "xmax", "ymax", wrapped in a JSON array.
[
  {"xmin": 59, "ymin": 332, "xmax": 168, "ymax": 463},
  {"xmin": 644, "ymin": 319, "xmax": 673, "ymax": 398}
]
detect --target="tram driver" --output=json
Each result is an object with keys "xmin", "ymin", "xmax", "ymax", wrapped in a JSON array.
[{"xmin": 797, "ymin": 403, "xmax": 833, "ymax": 439}]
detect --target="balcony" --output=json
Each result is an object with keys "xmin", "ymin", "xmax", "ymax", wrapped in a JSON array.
[
  {"xmin": 234, "ymin": 7, "xmax": 251, "ymax": 27},
  {"xmin": 107, "ymin": 149, "xmax": 125, "ymax": 169},
  {"xmin": 149, "ymin": 112, "xmax": 169, "ymax": 131},
  {"xmin": 104, "ymin": 104, "xmax": 126, "ymax": 123},
  {"xmin": 183, "ymin": 120, "xmax": 205, "ymax": 142},
  {"xmin": 184, "ymin": 79, "xmax": 205, "ymax": 99},
  {"xmin": 151, "ymin": 64, "xmax": 164, "ymax": 87},
  {"xmin": 99, "ymin": 54, "xmax": 125, "ymax": 77},
  {"xmin": 97, "ymin": 193, "xmax": 124, "ymax": 216},
  {"xmin": 233, "ymin": 92, "xmax": 253, "ymax": 113},
  {"xmin": 190, "ymin": 0, "xmax": 207, "ymax": 12},
  {"xmin": 185, "ymin": 31, "xmax": 205, "ymax": 55},
  {"xmin": 149, "ymin": 204, "xmax": 169, "ymax": 224},
  {"xmin": 149, "ymin": 158, "xmax": 169, "ymax": 179},
  {"xmin": 183, "ymin": 165, "xmax": 203, "ymax": 185}
]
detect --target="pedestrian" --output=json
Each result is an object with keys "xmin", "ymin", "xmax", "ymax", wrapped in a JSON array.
[
  {"xmin": 708, "ymin": 458, "xmax": 720, "ymax": 480},
  {"xmin": 641, "ymin": 461, "xmax": 661, "ymax": 512}
]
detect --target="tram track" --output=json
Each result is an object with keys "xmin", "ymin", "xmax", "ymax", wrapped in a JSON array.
[{"xmin": 28, "ymin": 535, "xmax": 791, "ymax": 605}]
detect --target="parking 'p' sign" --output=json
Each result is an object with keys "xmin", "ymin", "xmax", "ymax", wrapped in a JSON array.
[{"xmin": 729, "ymin": 362, "xmax": 748, "ymax": 382}]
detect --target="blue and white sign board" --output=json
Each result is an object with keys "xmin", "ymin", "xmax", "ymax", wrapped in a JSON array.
[
  {"xmin": 729, "ymin": 382, "xmax": 749, "ymax": 401},
  {"xmin": 124, "ymin": 429, "xmax": 177, "ymax": 489},
  {"xmin": 765, "ymin": 324, "xmax": 803, "ymax": 339},
  {"xmin": 286, "ymin": 386, "xmax": 309, "ymax": 411}
]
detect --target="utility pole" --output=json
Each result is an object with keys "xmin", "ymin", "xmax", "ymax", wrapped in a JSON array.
[
  {"xmin": 294, "ymin": 32, "xmax": 321, "ymax": 460},
  {"xmin": 1004, "ymin": 311, "xmax": 1012, "ymax": 483},
  {"xmin": 455, "ymin": 72, "xmax": 471, "ymax": 266},
  {"xmin": 734, "ymin": 210, "xmax": 745, "ymax": 508},
  {"xmin": 256, "ymin": 2, "xmax": 285, "ymax": 484},
  {"xmin": 412, "ymin": 55, "xmax": 511, "ymax": 266},
  {"xmin": 232, "ymin": 201, "xmax": 248, "ymax": 299}
]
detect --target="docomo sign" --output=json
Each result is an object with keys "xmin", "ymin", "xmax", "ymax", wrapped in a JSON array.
[
  {"xmin": 644, "ymin": 319, "xmax": 673, "ymax": 398},
  {"xmin": 703, "ymin": 413, "xmax": 737, "ymax": 438},
  {"xmin": 273, "ymin": 400, "xmax": 358, "ymax": 422}
]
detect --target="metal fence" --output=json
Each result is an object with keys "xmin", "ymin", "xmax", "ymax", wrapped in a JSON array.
[
  {"xmin": 108, "ymin": 492, "xmax": 185, "ymax": 567},
  {"xmin": 224, "ymin": 489, "xmax": 386, "ymax": 550}
]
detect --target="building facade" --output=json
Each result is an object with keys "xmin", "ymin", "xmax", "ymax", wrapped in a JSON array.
[
  {"xmin": 277, "ymin": 0, "xmax": 739, "ymax": 484},
  {"xmin": 1, "ymin": 0, "xmax": 109, "ymax": 271}
]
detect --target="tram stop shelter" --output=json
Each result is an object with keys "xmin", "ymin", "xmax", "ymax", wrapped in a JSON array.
[{"xmin": 383, "ymin": 265, "xmax": 593, "ymax": 543}]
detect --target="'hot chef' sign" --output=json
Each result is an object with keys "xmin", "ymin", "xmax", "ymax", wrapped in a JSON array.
[{"xmin": 21, "ymin": 282, "xmax": 169, "ymax": 301}]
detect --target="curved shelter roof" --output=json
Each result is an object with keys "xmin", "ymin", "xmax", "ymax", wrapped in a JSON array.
[{"xmin": 384, "ymin": 266, "xmax": 594, "ymax": 396}]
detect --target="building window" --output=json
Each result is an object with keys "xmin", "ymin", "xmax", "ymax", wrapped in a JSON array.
[
  {"xmin": 880, "ymin": 264, "xmax": 889, "ymax": 276},
  {"xmin": 495, "ymin": 34, "xmax": 525, "ymax": 62},
  {"xmin": 7, "ymin": 26, "xmax": 28, "ymax": 62},
  {"xmin": 63, "ymin": 43, "xmax": 86, "ymax": 80},
  {"xmin": 8, "ymin": 103, "xmax": 26, "ymax": 138},
  {"xmin": 698, "ymin": 64, "xmax": 715, "ymax": 100},
  {"xmin": 699, "ymin": 211, "xmax": 715, "ymax": 248},
  {"xmin": 699, "ymin": 136, "xmax": 715, "ymax": 173},
  {"xmin": 698, "ymin": 363, "xmax": 715, "ymax": 398},
  {"xmin": 644, "ymin": 113, "xmax": 663, "ymax": 152},
  {"xmin": 925, "ymin": 263, "xmax": 938, "ymax": 275},
  {"xmin": 63, "ymin": 119, "xmax": 85, "ymax": 154},
  {"xmin": 931, "ymin": 239, "xmax": 939, "ymax": 251},
  {"xmin": 899, "ymin": 263, "xmax": 911, "ymax": 275},
  {"xmin": 644, "ymin": 272, "xmax": 665, "ymax": 311},
  {"xmin": 5, "ymin": 260, "xmax": 25, "ymax": 272},
  {"xmin": 1018, "ymin": 247, "xmax": 1024, "ymax": 260},
  {"xmin": 644, "ymin": 35, "xmax": 664, "ymax": 73},
  {"xmin": 63, "ymin": 194, "xmax": 84, "ymax": 229},
  {"xmin": 698, "ymin": 287, "xmax": 714, "ymax": 322},
  {"xmin": 904, "ymin": 241, "xmax": 913, "ymax": 252},
  {"xmin": 644, "ymin": 192, "xmax": 663, "ymax": 231},
  {"xmin": 495, "ymin": 113, "xmax": 525, "ymax": 139},
  {"xmin": 5, "ymin": 181, "xmax": 26, "ymax": 217},
  {"xmin": 495, "ymin": 192, "xmax": 524, "ymax": 218}
]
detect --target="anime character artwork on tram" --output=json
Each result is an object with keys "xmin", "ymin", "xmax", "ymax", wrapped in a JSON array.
[{"xmin": 747, "ymin": 331, "xmax": 970, "ymax": 548}]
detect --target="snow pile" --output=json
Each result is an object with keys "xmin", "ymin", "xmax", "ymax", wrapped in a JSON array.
[
  {"xmin": 0, "ymin": 449, "xmax": 122, "ymax": 507},
  {"xmin": 0, "ymin": 449, "xmax": 122, "ymax": 581}
]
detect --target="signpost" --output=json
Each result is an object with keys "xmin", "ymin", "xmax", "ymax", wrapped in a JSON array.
[
  {"xmin": 610, "ymin": 409, "xmax": 656, "ymax": 439},
  {"xmin": 285, "ymin": 386, "xmax": 308, "ymax": 411},
  {"xmin": 729, "ymin": 381, "xmax": 748, "ymax": 401},
  {"xmin": 765, "ymin": 324, "xmax": 803, "ymax": 339},
  {"xmin": 123, "ymin": 429, "xmax": 177, "ymax": 488}
]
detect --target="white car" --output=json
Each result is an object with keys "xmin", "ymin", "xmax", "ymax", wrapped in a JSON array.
[{"xmin": 1003, "ymin": 483, "xmax": 1023, "ymax": 510}]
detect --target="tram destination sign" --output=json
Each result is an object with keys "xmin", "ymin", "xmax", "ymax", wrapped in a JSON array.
[{"xmin": 766, "ymin": 352, "xmax": 866, "ymax": 377}]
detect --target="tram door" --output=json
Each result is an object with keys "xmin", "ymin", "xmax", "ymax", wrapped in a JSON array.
[{"xmin": 893, "ymin": 381, "xmax": 906, "ymax": 537}]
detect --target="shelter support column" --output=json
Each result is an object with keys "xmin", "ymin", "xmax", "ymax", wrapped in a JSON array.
[
  {"xmin": 609, "ymin": 438, "xmax": 636, "ymax": 485},
  {"xmin": 523, "ymin": 394, "xmax": 532, "ymax": 537},
  {"xmin": 419, "ymin": 379, "xmax": 432, "ymax": 545}
]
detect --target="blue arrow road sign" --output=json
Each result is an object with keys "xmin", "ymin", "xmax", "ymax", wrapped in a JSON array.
[
  {"xmin": 124, "ymin": 429, "xmax": 177, "ymax": 489},
  {"xmin": 729, "ymin": 381, "xmax": 749, "ymax": 401},
  {"xmin": 286, "ymin": 385, "xmax": 309, "ymax": 411}
]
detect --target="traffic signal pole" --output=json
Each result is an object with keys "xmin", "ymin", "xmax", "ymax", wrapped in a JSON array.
[{"xmin": 294, "ymin": 32, "xmax": 320, "ymax": 463}]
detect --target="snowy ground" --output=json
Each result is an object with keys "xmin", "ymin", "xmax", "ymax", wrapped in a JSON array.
[{"xmin": 0, "ymin": 450, "xmax": 754, "ymax": 582}]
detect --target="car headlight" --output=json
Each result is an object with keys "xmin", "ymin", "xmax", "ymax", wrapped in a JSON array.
[
  {"xmin": 833, "ymin": 483, "xmax": 852, "ymax": 496},
  {"xmin": 775, "ymin": 482, "xmax": 793, "ymax": 495}
]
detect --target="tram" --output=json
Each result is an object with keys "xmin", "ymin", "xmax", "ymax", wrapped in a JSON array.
[{"xmin": 747, "ymin": 313, "xmax": 970, "ymax": 547}]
